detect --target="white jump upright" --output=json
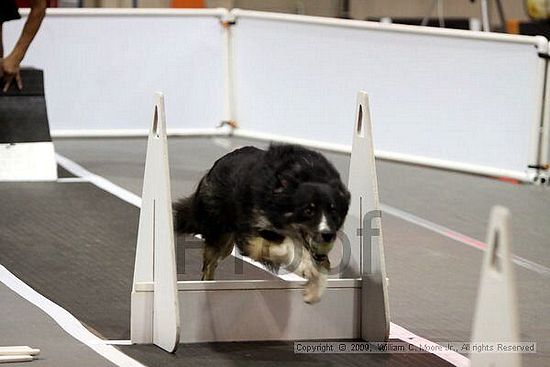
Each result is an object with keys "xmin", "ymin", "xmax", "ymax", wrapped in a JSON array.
[
  {"xmin": 131, "ymin": 93, "xmax": 180, "ymax": 352},
  {"xmin": 343, "ymin": 91, "xmax": 390, "ymax": 341},
  {"xmin": 470, "ymin": 206, "xmax": 520, "ymax": 367}
]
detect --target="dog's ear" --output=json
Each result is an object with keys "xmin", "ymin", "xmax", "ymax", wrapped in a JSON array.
[
  {"xmin": 274, "ymin": 174, "xmax": 291, "ymax": 193},
  {"xmin": 332, "ymin": 180, "xmax": 351, "ymax": 205},
  {"xmin": 342, "ymin": 187, "xmax": 351, "ymax": 206},
  {"xmin": 273, "ymin": 167, "xmax": 302, "ymax": 193}
]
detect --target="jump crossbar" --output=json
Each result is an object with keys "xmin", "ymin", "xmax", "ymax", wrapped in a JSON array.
[{"xmin": 134, "ymin": 278, "xmax": 361, "ymax": 292}]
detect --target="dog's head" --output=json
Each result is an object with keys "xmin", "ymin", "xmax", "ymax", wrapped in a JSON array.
[
  {"xmin": 262, "ymin": 145, "xmax": 351, "ymax": 255},
  {"xmin": 285, "ymin": 180, "xmax": 350, "ymax": 255}
]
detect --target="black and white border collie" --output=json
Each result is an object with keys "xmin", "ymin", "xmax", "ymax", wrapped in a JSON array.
[{"xmin": 174, "ymin": 144, "xmax": 350, "ymax": 303}]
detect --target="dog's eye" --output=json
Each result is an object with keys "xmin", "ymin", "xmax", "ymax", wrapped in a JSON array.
[{"xmin": 304, "ymin": 203, "xmax": 315, "ymax": 217}]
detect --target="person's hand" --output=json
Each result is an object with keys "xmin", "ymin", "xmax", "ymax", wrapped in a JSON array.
[{"xmin": 1, "ymin": 54, "xmax": 23, "ymax": 92}]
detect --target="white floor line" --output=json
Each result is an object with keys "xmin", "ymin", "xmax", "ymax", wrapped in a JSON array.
[
  {"xmin": 55, "ymin": 153, "xmax": 468, "ymax": 366},
  {"xmin": 230, "ymin": 248, "xmax": 305, "ymax": 282},
  {"xmin": 381, "ymin": 204, "xmax": 550, "ymax": 277},
  {"xmin": 57, "ymin": 177, "xmax": 89, "ymax": 183},
  {"xmin": 0, "ymin": 265, "xmax": 146, "ymax": 367},
  {"xmin": 103, "ymin": 340, "xmax": 133, "ymax": 346},
  {"xmin": 56, "ymin": 154, "xmax": 142, "ymax": 208},
  {"xmin": 390, "ymin": 323, "xmax": 469, "ymax": 367}
]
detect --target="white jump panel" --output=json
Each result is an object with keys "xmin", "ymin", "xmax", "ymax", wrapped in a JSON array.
[
  {"xmin": 135, "ymin": 279, "xmax": 360, "ymax": 343},
  {"xmin": 231, "ymin": 10, "xmax": 548, "ymax": 181},
  {"xmin": 3, "ymin": 9, "xmax": 227, "ymax": 133}
]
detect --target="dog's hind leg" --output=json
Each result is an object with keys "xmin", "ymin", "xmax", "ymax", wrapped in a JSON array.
[{"xmin": 201, "ymin": 233, "xmax": 234, "ymax": 281}]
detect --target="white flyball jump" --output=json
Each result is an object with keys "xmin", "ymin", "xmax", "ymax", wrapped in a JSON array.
[
  {"xmin": 471, "ymin": 206, "xmax": 521, "ymax": 367},
  {"xmin": 130, "ymin": 91, "xmax": 390, "ymax": 351}
]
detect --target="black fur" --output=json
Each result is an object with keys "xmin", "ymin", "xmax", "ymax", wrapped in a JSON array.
[{"xmin": 174, "ymin": 144, "xmax": 350, "ymax": 277}]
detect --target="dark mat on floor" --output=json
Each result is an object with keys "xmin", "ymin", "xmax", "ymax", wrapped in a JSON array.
[
  {"xmin": 1, "ymin": 68, "xmax": 46, "ymax": 97},
  {"xmin": 0, "ymin": 182, "xmax": 138, "ymax": 339},
  {"xmin": 0, "ymin": 182, "xmax": 276, "ymax": 340},
  {"xmin": 120, "ymin": 339, "xmax": 455, "ymax": 367},
  {"xmin": 0, "ymin": 69, "xmax": 52, "ymax": 144}
]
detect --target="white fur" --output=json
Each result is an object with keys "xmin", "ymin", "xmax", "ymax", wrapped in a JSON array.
[
  {"xmin": 318, "ymin": 213, "xmax": 329, "ymax": 232},
  {"xmin": 246, "ymin": 236, "xmax": 294, "ymax": 266},
  {"xmin": 252, "ymin": 212, "xmax": 272, "ymax": 228},
  {"xmin": 246, "ymin": 236, "xmax": 328, "ymax": 304},
  {"xmin": 246, "ymin": 237, "xmax": 265, "ymax": 261},
  {"xmin": 293, "ymin": 245, "xmax": 328, "ymax": 304}
]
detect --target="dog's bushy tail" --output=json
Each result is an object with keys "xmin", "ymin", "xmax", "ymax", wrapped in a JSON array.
[{"xmin": 173, "ymin": 195, "xmax": 198, "ymax": 234}]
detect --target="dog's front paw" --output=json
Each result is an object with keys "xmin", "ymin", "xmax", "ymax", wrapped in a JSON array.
[
  {"xmin": 303, "ymin": 281, "xmax": 322, "ymax": 304},
  {"xmin": 302, "ymin": 270, "xmax": 328, "ymax": 304}
]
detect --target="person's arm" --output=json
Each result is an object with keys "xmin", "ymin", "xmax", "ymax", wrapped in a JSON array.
[
  {"xmin": 0, "ymin": 24, "xmax": 4, "ymax": 59},
  {"xmin": 2, "ymin": 0, "xmax": 47, "ymax": 92}
]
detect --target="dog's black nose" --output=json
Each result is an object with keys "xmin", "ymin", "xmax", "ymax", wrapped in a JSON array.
[{"xmin": 321, "ymin": 231, "xmax": 336, "ymax": 243}]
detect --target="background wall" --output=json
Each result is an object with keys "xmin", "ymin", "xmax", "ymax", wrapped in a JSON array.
[
  {"xmin": 77, "ymin": 0, "xmax": 529, "ymax": 23},
  {"xmin": 3, "ymin": 11, "xmax": 226, "ymax": 132},
  {"xmin": 81, "ymin": 0, "xmax": 170, "ymax": 6},
  {"xmin": 230, "ymin": 11, "xmax": 546, "ymax": 180},
  {"xmin": 349, "ymin": 0, "xmax": 528, "ymax": 21}
]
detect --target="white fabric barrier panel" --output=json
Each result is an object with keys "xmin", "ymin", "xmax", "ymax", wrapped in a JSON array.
[
  {"xmin": 3, "ymin": 9, "xmax": 227, "ymax": 134},
  {"xmin": 230, "ymin": 10, "xmax": 548, "ymax": 181}
]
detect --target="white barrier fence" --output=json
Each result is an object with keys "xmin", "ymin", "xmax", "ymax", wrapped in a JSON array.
[
  {"xmin": 3, "ymin": 9, "xmax": 228, "ymax": 134},
  {"xmin": 230, "ymin": 10, "xmax": 548, "ymax": 182},
  {"xmin": 4, "ymin": 8, "xmax": 549, "ymax": 181}
]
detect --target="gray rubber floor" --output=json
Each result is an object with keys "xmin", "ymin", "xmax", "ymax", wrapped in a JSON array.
[
  {"xmin": 120, "ymin": 339, "xmax": 455, "ymax": 367},
  {"xmin": 0, "ymin": 135, "xmax": 548, "ymax": 367}
]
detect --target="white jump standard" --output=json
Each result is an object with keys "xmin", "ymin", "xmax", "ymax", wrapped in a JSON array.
[
  {"xmin": 130, "ymin": 91, "xmax": 390, "ymax": 351},
  {"xmin": 470, "ymin": 206, "xmax": 521, "ymax": 367},
  {"xmin": 131, "ymin": 93, "xmax": 180, "ymax": 353}
]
